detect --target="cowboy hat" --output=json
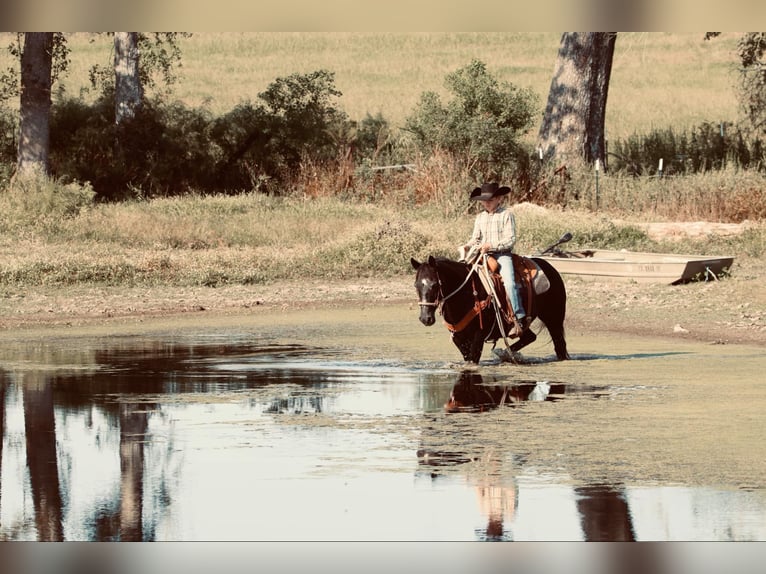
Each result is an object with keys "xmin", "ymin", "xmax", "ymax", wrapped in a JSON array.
[{"xmin": 469, "ymin": 182, "xmax": 511, "ymax": 201}]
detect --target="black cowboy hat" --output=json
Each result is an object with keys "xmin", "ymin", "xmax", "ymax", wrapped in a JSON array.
[{"xmin": 469, "ymin": 182, "xmax": 511, "ymax": 201}]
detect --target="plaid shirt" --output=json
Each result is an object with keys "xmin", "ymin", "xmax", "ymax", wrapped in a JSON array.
[{"xmin": 468, "ymin": 206, "xmax": 517, "ymax": 253}]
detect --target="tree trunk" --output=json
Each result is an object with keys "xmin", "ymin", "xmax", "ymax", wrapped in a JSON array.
[
  {"xmin": 16, "ymin": 33, "xmax": 53, "ymax": 177},
  {"xmin": 114, "ymin": 32, "xmax": 143, "ymax": 125},
  {"xmin": 538, "ymin": 32, "xmax": 616, "ymax": 168}
]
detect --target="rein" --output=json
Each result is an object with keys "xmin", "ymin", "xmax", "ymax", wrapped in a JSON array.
[{"xmin": 419, "ymin": 260, "xmax": 492, "ymax": 334}]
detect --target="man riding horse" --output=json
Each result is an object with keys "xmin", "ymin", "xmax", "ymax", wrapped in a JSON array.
[
  {"xmin": 411, "ymin": 181, "xmax": 569, "ymax": 364},
  {"xmin": 459, "ymin": 182, "xmax": 527, "ymax": 337}
]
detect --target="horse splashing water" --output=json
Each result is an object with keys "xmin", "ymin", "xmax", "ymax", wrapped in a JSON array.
[{"xmin": 411, "ymin": 255, "xmax": 569, "ymax": 363}]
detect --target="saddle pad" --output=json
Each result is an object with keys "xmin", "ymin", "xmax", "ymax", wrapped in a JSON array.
[
  {"xmin": 513, "ymin": 255, "xmax": 551, "ymax": 295},
  {"xmin": 476, "ymin": 257, "xmax": 550, "ymax": 317},
  {"xmin": 529, "ymin": 260, "xmax": 551, "ymax": 294}
]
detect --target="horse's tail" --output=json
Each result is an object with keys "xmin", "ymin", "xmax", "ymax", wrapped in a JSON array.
[{"xmin": 532, "ymin": 257, "xmax": 570, "ymax": 360}]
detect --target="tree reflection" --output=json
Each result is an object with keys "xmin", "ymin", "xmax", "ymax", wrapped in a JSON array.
[
  {"xmin": 119, "ymin": 402, "xmax": 149, "ymax": 541},
  {"xmin": 0, "ymin": 377, "xmax": 5, "ymax": 519},
  {"xmin": 575, "ymin": 484, "xmax": 635, "ymax": 541},
  {"xmin": 22, "ymin": 373, "xmax": 64, "ymax": 541},
  {"xmin": 420, "ymin": 370, "xmax": 641, "ymax": 541}
]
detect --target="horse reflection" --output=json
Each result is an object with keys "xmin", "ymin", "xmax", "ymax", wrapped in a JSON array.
[{"xmin": 445, "ymin": 370, "xmax": 566, "ymax": 413}]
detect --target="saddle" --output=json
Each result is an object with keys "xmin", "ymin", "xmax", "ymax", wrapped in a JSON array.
[{"xmin": 479, "ymin": 254, "xmax": 550, "ymax": 323}]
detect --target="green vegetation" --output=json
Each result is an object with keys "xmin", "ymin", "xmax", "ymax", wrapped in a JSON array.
[
  {"xmin": 2, "ymin": 32, "xmax": 736, "ymax": 137},
  {"xmin": 404, "ymin": 59, "xmax": 538, "ymax": 175}
]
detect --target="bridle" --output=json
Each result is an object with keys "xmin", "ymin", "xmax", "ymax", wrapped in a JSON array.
[
  {"xmin": 417, "ymin": 260, "xmax": 478, "ymax": 309},
  {"xmin": 418, "ymin": 260, "xmax": 492, "ymax": 333}
]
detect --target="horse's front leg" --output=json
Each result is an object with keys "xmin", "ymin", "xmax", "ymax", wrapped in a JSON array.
[
  {"xmin": 452, "ymin": 331, "xmax": 484, "ymax": 364},
  {"xmin": 468, "ymin": 331, "xmax": 485, "ymax": 363},
  {"xmin": 509, "ymin": 328, "xmax": 537, "ymax": 354}
]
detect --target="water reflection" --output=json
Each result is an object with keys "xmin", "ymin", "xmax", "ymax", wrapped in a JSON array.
[
  {"xmin": 444, "ymin": 369, "xmax": 608, "ymax": 413},
  {"xmin": 1, "ymin": 340, "xmax": 765, "ymax": 541},
  {"xmin": 23, "ymin": 374, "xmax": 64, "ymax": 541}
]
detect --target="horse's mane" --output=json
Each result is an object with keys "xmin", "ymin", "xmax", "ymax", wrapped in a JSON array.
[
  {"xmin": 431, "ymin": 256, "xmax": 468, "ymax": 271},
  {"xmin": 430, "ymin": 256, "xmax": 472, "ymax": 283}
]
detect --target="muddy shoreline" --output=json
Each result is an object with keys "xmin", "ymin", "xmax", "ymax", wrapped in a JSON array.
[{"xmin": 1, "ymin": 273, "xmax": 764, "ymax": 348}]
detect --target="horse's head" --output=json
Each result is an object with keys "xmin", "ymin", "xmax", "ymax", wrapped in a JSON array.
[
  {"xmin": 410, "ymin": 255, "xmax": 440, "ymax": 326},
  {"xmin": 445, "ymin": 370, "xmax": 487, "ymax": 412}
]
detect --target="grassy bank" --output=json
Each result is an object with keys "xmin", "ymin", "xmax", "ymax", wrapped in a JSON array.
[{"xmin": 1, "ymin": 179, "xmax": 764, "ymax": 290}]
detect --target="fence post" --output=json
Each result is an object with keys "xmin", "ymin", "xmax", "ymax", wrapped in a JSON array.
[{"xmin": 595, "ymin": 159, "xmax": 600, "ymax": 209}]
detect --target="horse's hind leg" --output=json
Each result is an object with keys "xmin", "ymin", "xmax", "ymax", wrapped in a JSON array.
[{"xmin": 547, "ymin": 323, "xmax": 570, "ymax": 360}]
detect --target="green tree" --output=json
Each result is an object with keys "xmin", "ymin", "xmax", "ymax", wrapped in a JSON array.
[{"xmin": 88, "ymin": 32, "xmax": 190, "ymax": 105}]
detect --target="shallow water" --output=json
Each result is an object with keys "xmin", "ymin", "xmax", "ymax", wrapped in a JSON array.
[{"xmin": 1, "ymin": 305, "xmax": 765, "ymax": 541}]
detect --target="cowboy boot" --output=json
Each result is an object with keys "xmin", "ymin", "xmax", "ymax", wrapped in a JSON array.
[{"xmin": 506, "ymin": 296, "xmax": 524, "ymax": 337}]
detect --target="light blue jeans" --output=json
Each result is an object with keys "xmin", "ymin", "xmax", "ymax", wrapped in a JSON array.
[{"xmin": 495, "ymin": 253, "xmax": 525, "ymax": 320}]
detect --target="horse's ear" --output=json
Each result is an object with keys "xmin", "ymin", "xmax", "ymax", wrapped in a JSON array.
[
  {"xmin": 427, "ymin": 255, "xmax": 437, "ymax": 266},
  {"xmin": 410, "ymin": 257, "xmax": 421, "ymax": 270}
]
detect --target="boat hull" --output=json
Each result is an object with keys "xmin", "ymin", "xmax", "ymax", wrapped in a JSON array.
[{"xmin": 537, "ymin": 250, "xmax": 735, "ymax": 284}]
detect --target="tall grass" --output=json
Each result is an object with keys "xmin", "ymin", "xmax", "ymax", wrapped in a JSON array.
[
  {"xmin": 554, "ymin": 165, "xmax": 766, "ymax": 222},
  {"xmin": 2, "ymin": 174, "xmax": 764, "ymax": 289}
]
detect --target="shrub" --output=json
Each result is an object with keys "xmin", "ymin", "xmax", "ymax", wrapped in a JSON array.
[
  {"xmin": 353, "ymin": 112, "xmax": 401, "ymax": 164},
  {"xmin": 404, "ymin": 59, "xmax": 539, "ymax": 180},
  {"xmin": 0, "ymin": 173, "xmax": 95, "ymax": 234},
  {"xmin": 42, "ymin": 69, "xmax": 352, "ymax": 199},
  {"xmin": 0, "ymin": 105, "xmax": 16, "ymax": 186}
]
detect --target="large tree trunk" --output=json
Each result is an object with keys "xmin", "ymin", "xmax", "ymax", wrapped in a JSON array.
[
  {"xmin": 16, "ymin": 33, "xmax": 53, "ymax": 177},
  {"xmin": 114, "ymin": 32, "xmax": 143, "ymax": 125},
  {"xmin": 538, "ymin": 33, "xmax": 616, "ymax": 168}
]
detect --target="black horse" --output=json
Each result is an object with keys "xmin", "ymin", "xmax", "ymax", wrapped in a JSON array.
[{"xmin": 410, "ymin": 255, "xmax": 569, "ymax": 363}]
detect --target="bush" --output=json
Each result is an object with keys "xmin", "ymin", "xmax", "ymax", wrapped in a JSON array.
[
  {"xmin": 0, "ymin": 106, "xmax": 16, "ymax": 186},
  {"xmin": 353, "ymin": 112, "xmax": 401, "ymax": 164},
  {"xmin": 304, "ymin": 219, "xmax": 432, "ymax": 278},
  {"xmin": 0, "ymin": 173, "xmax": 95, "ymax": 234},
  {"xmin": 404, "ymin": 59, "xmax": 539, "ymax": 179},
  {"xmin": 40, "ymin": 69, "xmax": 353, "ymax": 199}
]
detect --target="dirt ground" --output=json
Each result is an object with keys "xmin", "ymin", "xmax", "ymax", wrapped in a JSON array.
[{"xmin": 0, "ymin": 265, "xmax": 763, "ymax": 347}]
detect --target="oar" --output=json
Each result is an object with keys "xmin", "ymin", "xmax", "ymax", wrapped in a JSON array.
[{"xmin": 539, "ymin": 232, "xmax": 573, "ymax": 255}]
